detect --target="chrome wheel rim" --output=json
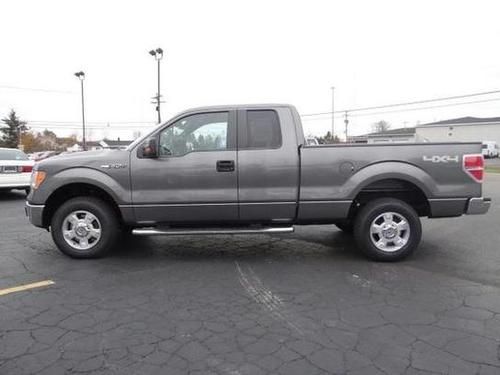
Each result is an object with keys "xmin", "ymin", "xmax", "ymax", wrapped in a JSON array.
[
  {"xmin": 370, "ymin": 212, "xmax": 410, "ymax": 252},
  {"xmin": 62, "ymin": 210, "xmax": 102, "ymax": 250}
]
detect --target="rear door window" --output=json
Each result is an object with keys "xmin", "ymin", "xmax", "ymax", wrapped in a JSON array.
[{"xmin": 242, "ymin": 110, "xmax": 282, "ymax": 149}]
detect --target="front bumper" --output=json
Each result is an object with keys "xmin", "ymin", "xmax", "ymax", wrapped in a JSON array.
[
  {"xmin": 465, "ymin": 197, "xmax": 491, "ymax": 215},
  {"xmin": 25, "ymin": 202, "xmax": 45, "ymax": 227}
]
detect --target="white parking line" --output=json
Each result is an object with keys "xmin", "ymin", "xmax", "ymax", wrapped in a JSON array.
[{"xmin": 0, "ymin": 280, "xmax": 55, "ymax": 297}]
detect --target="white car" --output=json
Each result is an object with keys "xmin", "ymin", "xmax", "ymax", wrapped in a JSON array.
[
  {"xmin": 0, "ymin": 148, "xmax": 35, "ymax": 194},
  {"xmin": 482, "ymin": 141, "xmax": 499, "ymax": 158}
]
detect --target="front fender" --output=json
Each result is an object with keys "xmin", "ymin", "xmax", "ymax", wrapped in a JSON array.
[
  {"xmin": 343, "ymin": 161, "xmax": 437, "ymax": 199},
  {"xmin": 32, "ymin": 167, "xmax": 131, "ymax": 205}
]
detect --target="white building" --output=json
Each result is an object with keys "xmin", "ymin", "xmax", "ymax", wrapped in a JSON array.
[
  {"xmin": 416, "ymin": 117, "xmax": 500, "ymax": 144},
  {"xmin": 366, "ymin": 127, "xmax": 420, "ymax": 143},
  {"xmin": 67, "ymin": 139, "xmax": 133, "ymax": 152}
]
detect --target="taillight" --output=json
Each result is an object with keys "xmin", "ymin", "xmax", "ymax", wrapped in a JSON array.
[
  {"xmin": 463, "ymin": 154, "xmax": 484, "ymax": 182},
  {"xmin": 19, "ymin": 165, "xmax": 33, "ymax": 173}
]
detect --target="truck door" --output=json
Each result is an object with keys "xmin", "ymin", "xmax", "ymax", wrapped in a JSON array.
[
  {"xmin": 237, "ymin": 107, "xmax": 300, "ymax": 222},
  {"xmin": 130, "ymin": 110, "xmax": 238, "ymax": 224}
]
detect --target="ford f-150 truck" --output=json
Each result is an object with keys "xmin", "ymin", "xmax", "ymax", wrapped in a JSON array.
[{"xmin": 26, "ymin": 104, "xmax": 491, "ymax": 261}]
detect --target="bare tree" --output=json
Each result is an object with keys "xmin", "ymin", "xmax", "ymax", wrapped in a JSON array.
[{"xmin": 372, "ymin": 120, "xmax": 391, "ymax": 133}]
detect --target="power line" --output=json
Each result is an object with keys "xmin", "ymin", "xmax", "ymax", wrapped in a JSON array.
[
  {"xmin": 349, "ymin": 97, "xmax": 500, "ymax": 118},
  {"xmin": 27, "ymin": 120, "xmax": 156, "ymax": 125},
  {"xmin": 301, "ymin": 97, "xmax": 500, "ymax": 121},
  {"xmin": 301, "ymin": 89, "xmax": 500, "ymax": 117},
  {"xmin": 26, "ymin": 96, "xmax": 500, "ymax": 129},
  {"xmin": 27, "ymin": 124, "xmax": 156, "ymax": 130},
  {"xmin": 301, "ymin": 114, "xmax": 345, "ymax": 121}
]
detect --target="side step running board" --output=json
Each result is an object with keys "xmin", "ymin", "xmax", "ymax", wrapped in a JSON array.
[{"xmin": 132, "ymin": 226, "xmax": 294, "ymax": 236}]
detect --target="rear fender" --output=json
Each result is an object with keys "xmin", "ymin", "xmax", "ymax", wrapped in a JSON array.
[{"xmin": 344, "ymin": 162, "xmax": 436, "ymax": 199}]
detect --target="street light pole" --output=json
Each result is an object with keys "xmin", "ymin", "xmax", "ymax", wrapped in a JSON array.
[
  {"xmin": 74, "ymin": 71, "xmax": 86, "ymax": 151},
  {"xmin": 149, "ymin": 48, "xmax": 164, "ymax": 124},
  {"xmin": 344, "ymin": 111, "xmax": 349, "ymax": 143},
  {"xmin": 157, "ymin": 57, "xmax": 161, "ymax": 123},
  {"xmin": 331, "ymin": 86, "xmax": 335, "ymax": 142}
]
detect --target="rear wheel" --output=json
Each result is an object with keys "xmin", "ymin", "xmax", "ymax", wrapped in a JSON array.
[
  {"xmin": 51, "ymin": 197, "xmax": 119, "ymax": 258},
  {"xmin": 353, "ymin": 198, "xmax": 421, "ymax": 261}
]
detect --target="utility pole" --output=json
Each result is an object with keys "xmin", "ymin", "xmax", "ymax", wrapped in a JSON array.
[
  {"xmin": 17, "ymin": 125, "xmax": 22, "ymax": 150},
  {"xmin": 330, "ymin": 86, "xmax": 335, "ymax": 142},
  {"xmin": 74, "ymin": 71, "xmax": 86, "ymax": 151},
  {"xmin": 344, "ymin": 111, "xmax": 349, "ymax": 143},
  {"xmin": 149, "ymin": 48, "xmax": 164, "ymax": 124}
]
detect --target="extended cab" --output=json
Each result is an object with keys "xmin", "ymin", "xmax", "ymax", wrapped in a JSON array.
[{"xmin": 26, "ymin": 104, "xmax": 491, "ymax": 260}]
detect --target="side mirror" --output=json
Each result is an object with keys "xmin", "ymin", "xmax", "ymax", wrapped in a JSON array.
[{"xmin": 138, "ymin": 138, "xmax": 158, "ymax": 158}]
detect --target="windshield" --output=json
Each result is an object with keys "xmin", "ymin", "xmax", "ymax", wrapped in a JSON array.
[{"xmin": 0, "ymin": 149, "xmax": 29, "ymax": 160}]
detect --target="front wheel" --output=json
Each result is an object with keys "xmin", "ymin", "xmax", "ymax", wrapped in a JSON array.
[
  {"xmin": 353, "ymin": 198, "xmax": 421, "ymax": 261},
  {"xmin": 51, "ymin": 197, "xmax": 119, "ymax": 258}
]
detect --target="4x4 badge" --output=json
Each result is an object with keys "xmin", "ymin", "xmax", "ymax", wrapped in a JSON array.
[
  {"xmin": 423, "ymin": 155, "xmax": 459, "ymax": 163},
  {"xmin": 100, "ymin": 164, "xmax": 127, "ymax": 169}
]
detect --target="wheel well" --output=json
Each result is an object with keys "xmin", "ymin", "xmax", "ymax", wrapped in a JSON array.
[
  {"xmin": 43, "ymin": 183, "xmax": 122, "ymax": 227},
  {"xmin": 350, "ymin": 179, "xmax": 430, "ymax": 218}
]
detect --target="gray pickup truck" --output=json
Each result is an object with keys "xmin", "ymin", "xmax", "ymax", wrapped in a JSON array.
[{"xmin": 26, "ymin": 104, "xmax": 490, "ymax": 261}]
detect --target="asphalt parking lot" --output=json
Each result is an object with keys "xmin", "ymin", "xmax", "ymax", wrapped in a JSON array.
[{"xmin": 1, "ymin": 175, "xmax": 500, "ymax": 375}]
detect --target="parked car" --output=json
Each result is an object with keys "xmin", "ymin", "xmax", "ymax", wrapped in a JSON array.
[
  {"xmin": 0, "ymin": 148, "xmax": 34, "ymax": 195},
  {"xmin": 30, "ymin": 150, "xmax": 59, "ymax": 162},
  {"xmin": 26, "ymin": 104, "xmax": 490, "ymax": 261},
  {"xmin": 305, "ymin": 135, "xmax": 319, "ymax": 145},
  {"xmin": 482, "ymin": 141, "xmax": 499, "ymax": 158}
]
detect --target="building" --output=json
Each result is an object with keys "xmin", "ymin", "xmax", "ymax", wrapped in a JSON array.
[
  {"xmin": 366, "ymin": 127, "xmax": 419, "ymax": 143},
  {"xmin": 99, "ymin": 139, "xmax": 134, "ymax": 150},
  {"xmin": 66, "ymin": 138, "xmax": 133, "ymax": 152},
  {"xmin": 416, "ymin": 117, "xmax": 500, "ymax": 144}
]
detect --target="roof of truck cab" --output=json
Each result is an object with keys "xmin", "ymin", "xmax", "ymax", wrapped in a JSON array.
[{"xmin": 178, "ymin": 103, "xmax": 295, "ymax": 114}]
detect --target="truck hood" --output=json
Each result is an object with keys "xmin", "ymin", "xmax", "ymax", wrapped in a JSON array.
[{"xmin": 36, "ymin": 150, "xmax": 129, "ymax": 173}]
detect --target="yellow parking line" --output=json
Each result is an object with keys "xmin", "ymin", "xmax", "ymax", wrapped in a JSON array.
[{"xmin": 0, "ymin": 280, "xmax": 55, "ymax": 297}]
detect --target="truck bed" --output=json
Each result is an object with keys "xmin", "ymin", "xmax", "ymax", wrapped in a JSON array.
[{"xmin": 297, "ymin": 142, "xmax": 483, "ymax": 221}]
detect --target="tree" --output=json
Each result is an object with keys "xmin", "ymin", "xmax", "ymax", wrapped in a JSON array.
[
  {"xmin": 371, "ymin": 120, "xmax": 391, "ymax": 133},
  {"xmin": 20, "ymin": 130, "xmax": 79, "ymax": 153},
  {"xmin": 0, "ymin": 110, "xmax": 28, "ymax": 148},
  {"xmin": 318, "ymin": 131, "xmax": 341, "ymax": 144},
  {"xmin": 20, "ymin": 132, "xmax": 42, "ymax": 153}
]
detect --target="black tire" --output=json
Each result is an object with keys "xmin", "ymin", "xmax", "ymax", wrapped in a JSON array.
[
  {"xmin": 51, "ymin": 197, "xmax": 119, "ymax": 258},
  {"xmin": 335, "ymin": 221, "xmax": 354, "ymax": 234},
  {"xmin": 353, "ymin": 198, "xmax": 421, "ymax": 261},
  {"xmin": 25, "ymin": 188, "xmax": 30, "ymax": 196}
]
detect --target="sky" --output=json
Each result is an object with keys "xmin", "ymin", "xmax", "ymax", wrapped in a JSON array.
[{"xmin": 1, "ymin": 0, "xmax": 500, "ymax": 142}]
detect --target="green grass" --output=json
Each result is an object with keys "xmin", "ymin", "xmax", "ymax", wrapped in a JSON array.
[{"xmin": 485, "ymin": 166, "xmax": 500, "ymax": 173}]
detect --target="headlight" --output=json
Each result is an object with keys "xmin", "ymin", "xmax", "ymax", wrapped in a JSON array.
[{"xmin": 31, "ymin": 171, "xmax": 47, "ymax": 190}]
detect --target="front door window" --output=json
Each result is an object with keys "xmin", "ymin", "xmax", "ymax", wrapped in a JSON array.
[{"xmin": 159, "ymin": 112, "xmax": 229, "ymax": 157}]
